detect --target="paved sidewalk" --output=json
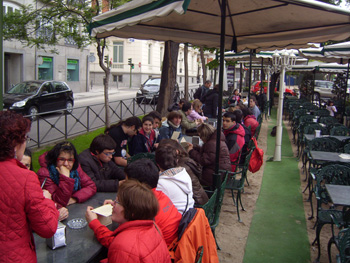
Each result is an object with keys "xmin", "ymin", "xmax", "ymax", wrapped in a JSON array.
[{"xmin": 74, "ymin": 86, "xmax": 139, "ymax": 101}]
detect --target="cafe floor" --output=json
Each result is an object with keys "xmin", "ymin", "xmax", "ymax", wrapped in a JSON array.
[{"xmin": 215, "ymin": 108, "xmax": 333, "ymax": 263}]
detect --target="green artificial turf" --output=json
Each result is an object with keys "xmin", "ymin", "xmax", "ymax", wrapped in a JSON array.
[{"xmin": 243, "ymin": 109, "xmax": 310, "ymax": 263}]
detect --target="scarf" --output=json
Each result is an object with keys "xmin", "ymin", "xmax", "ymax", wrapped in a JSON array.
[
  {"xmin": 48, "ymin": 164, "xmax": 81, "ymax": 191},
  {"xmin": 168, "ymin": 120, "xmax": 180, "ymax": 129},
  {"xmin": 139, "ymin": 128, "xmax": 156, "ymax": 152}
]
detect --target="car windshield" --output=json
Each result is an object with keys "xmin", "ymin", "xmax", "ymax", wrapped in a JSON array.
[
  {"xmin": 8, "ymin": 82, "xmax": 40, "ymax": 95},
  {"xmin": 315, "ymin": 81, "xmax": 332, "ymax": 88},
  {"xmin": 145, "ymin": 79, "xmax": 161, "ymax": 86}
]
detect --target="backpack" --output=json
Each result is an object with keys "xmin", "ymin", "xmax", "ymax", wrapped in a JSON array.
[{"xmin": 248, "ymin": 137, "xmax": 264, "ymax": 173}]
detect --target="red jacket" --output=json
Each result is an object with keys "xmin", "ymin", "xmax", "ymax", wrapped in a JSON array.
[
  {"xmin": 153, "ymin": 189, "xmax": 182, "ymax": 246},
  {"xmin": 0, "ymin": 159, "xmax": 59, "ymax": 263},
  {"xmin": 244, "ymin": 115, "xmax": 259, "ymax": 137},
  {"xmin": 89, "ymin": 219, "xmax": 171, "ymax": 263},
  {"xmin": 37, "ymin": 153, "xmax": 96, "ymax": 208},
  {"xmin": 223, "ymin": 124, "xmax": 245, "ymax": 171}
]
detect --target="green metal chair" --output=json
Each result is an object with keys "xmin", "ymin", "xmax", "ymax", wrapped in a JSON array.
[
  {"xmin": 225, "ymin": 150, "xmax": 254, "ymax": 222},
  {"xmin": 202, "ymin": 172, "xmax": 228, "ymax": 250},
  {"xmin": 315, "ymin": 108, "xmax": 331, "ymax": 117},
  {"xmin": 328, "ymin": 215, "xmax": 350, "ymax": 263},
  {"xmin": 344, "ymin": 144, "xmax": 350, "ymax": 154},
  {"xmin": 194, "ymin": 246, "xmax": 204, "ymax": 263},
  {"xmin": 312, "ymin": 164, "xmax": 350, "ymax": 262},
  {"xmin": 330, "ymin": 125, "xmax": 349, "ymax": 136},
  {"xmin": 127, "ymin": 152, "xmax": 156, "ymax": 164}
]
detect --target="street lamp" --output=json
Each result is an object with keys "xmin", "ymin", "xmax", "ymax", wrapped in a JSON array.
[{"xmin": 272, "ymin": 50, "xmax": 297, "ymax": 161}]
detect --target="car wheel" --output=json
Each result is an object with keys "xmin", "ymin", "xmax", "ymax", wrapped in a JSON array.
[
  {"xmin": 136, "ymin": 97, "xmax": 142, "ymax": 104},
  {"xmin": 65, "ymin": 101, "xmax": 73, "ymax": 113},
  {"xmin": 28, "ymin": 106, "xmax": 39, "ymax": 121}
]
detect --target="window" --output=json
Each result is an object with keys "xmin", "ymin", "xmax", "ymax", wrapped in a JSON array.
[
  {"xmin": 38, "ymin": 57, "xmax": 53, "ymax": 80},
  {"xmin": 3, "ymin": 2, "xmax": 20, "ymax": 14},
  {"xmin": 113, "ymin": 75, "xmax": 123, "ymax": 82},
  {"xmin": 67, "ymin": 59, "xmax": 79, "ymax": 81},
  {"xmin": 65, "ymin": 26, "xmax": 78, "ymax": 46},
  {"xmin": 148, "ymin": 44, "xmax": 152, "ymax": 64},
  {"xmin": 36, "ymin": 20, "xmax": 55, "ymax": 43},
  {"xmin": 54, "ymin": 81, "xmax": 69, "ymax": 92},
  {"xmin": 113, "ymin": 41, "xmax": 124, "ymax": 63}
]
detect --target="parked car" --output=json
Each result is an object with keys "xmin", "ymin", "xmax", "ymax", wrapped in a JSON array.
[
  {"xmin": 136, "ymin": 77, "xmax": 180, "ymax": 104},
  {"xmin": 313, "ymin": 80, "xmax": 336, "ymax": 100},
  {"xmin": 3, "ymin": 80, "xmax": 74, "ymax": 119},
  {"xmin": 251, "ymin": 80, "xmax": 296, "ymax": 96}
]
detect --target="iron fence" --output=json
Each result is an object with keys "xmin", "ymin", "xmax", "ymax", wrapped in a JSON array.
[{"xmin": 26, "ymin": 89, "xmax": 196, "ymax": 149}]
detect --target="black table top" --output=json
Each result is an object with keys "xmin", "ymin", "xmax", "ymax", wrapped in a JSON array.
[
  {"xmin": 304, "ymin": 134, "xmax": 350, "ymax": 142},
  {"xmin": 34, "ymin": 192, "xmax": 117, "ymax": 263},
  {"xmin": 326, "ymin": 184, "xmax": 350, "ymax": 207},
  {"xmin": 309, "ymin": 151, "xmax": 350, "ymax": 163}
]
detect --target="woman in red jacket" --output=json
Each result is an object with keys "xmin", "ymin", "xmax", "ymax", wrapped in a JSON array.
[
  {"xmin": 0, "ymin": 111, "xmax": 59, "ymax": 262},
  {"xmin": 85, "ymin": 179, "xmax": 171, "ymax": 263},
  {"xmin": 37, "ymin": 141, "xmax": 97, "ymax": 208}
]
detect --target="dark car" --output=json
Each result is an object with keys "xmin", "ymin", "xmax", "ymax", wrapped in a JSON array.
[
  {"xmin": 3, "ymin": 80, "xmax": 74, "ymax": 118},
  {"xmin": 136, "ymin": 77, "xmax": 179, "ymax": 104}
]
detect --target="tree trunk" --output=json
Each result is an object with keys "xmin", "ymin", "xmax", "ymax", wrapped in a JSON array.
[
  {"xmin": 184, "ymin": 43, "xmax": 189, "ymax": 100},
  {"xmin": 200, "ymin": 47, "xmax": 206, "ymax": 84},
  {"xmin": 96, "ymin": 39, "xmax": 111, "ymax": 128},
  {"xmin": 156, "ymin": 41, "xmax": 179, "ymax": 116}
]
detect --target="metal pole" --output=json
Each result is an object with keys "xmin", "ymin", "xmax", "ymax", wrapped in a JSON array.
[
  {"xmin": 214, "ymin": 0, "xmax": 226, "ymax": 190},
  {"xmin": 273, "ymin": 65, "xmax": 285, "ymax": 161},
  {"xmin": 129, "ymin": 66, "xmax": 132, "ymax": 89},
  {"xmin": 248, "ymin": 50, "xmax": 253, "ymax": 108},
  {"xmin": 0, "ymin": 0, "xmax": 3, "ymax": 110}
]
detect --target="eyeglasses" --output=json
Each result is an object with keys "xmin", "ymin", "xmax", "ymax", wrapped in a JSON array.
[
  {"xmin": 103, "ymin": 151, "xmax": 115, "ymax": 157},
  {"xmin": 57, "ymin": 157, "xmax": 75, "ymax": 163},
  {"xmin": 113, "ymin": 199, "xmax": 122, "ymax": 206}
]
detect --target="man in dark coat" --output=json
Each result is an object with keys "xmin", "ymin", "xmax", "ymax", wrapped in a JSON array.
[
  {"xmin": 79, "ymin": 134, "xmax": 125, "ymax": 192},
  {"xmin": 194, "ymin": 80, "xmax": 212, "ymax": 102},
  {"xmin": 202, "ymin": 85, "xmax": 219, "ymax": 118}
]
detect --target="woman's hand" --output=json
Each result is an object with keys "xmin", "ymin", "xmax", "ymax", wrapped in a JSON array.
[
  {"xmin": 58, "ymin": 207, "xmax": 69, "ymax": 221},
  {"xmin": 56, "ymin": 165, "xmax": 70, "ymax": 177},
  {"xmin": 67, "ymin": 197, "xmax": 77, "ymax": 205},
  {"xmin": 43, "ymin": 189, "xmax": 52, "ymax": 199},
  {"xmin": 85, "ymin": 206, "xmax": 98, "ymax": 223},
  {"xmin": 187, "ymin": 143, "xmax": 194, "ymax": 152},
  {"xmin": 104, "ymin": 199, "xmax": 114, "ymax": 205}
]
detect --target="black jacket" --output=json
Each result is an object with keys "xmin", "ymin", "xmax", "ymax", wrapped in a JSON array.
[{"xmin": 202, "ymin": 89, "xmax": 219, "ymax": 118}]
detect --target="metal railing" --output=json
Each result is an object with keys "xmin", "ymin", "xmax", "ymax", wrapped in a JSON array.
[{"xmin": 26, "ymin": 88, "xmax": 197, "ymax": 149}]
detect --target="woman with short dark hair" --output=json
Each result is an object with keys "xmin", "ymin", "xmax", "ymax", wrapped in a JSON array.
[
  {"xmin": 159, "ymin": 111, "xmax": 183, "ymax": 140},
  {"xmin": 0, "ymin": 111, "xmax": 59, "ymax": 262},
  {"xmin": 37, "ymin": 141, "xmax": 97, "ymax": 208},
  {"xmin": 79, "ymin": 134, "xmax": 125, "ymax": 192},
  {"xmin": 86, "ymin": 180, "xmax": 171, "ymax": 263},
  {"xmin": 188, "ymin": 123, "xmax": 231, "ymax": 187}
]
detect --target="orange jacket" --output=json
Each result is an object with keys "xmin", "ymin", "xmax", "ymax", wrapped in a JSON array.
[{"xmin": 168, "ymin": 208, "xmax": 219, "ymax": 263}]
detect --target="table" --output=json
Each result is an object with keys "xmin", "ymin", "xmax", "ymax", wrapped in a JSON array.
[
  {"xmin": 326, "ymin": 184, "xmax": 350, "ymax": 207},
  {"xmin": 34, "ymin": 192, "xmax": 117, "ymax": 263},
  {"xmin": 309, "ymin": 151, "xmax": 350, "ymax": 164},
  {"xmin": 304, "ymin": 134, "xmax": 350, "ymax": 142}
]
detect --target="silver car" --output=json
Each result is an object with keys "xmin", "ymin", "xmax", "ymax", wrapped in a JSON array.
[{"xmin": 313, "ymin": 80, "xmax": 335, "ymax": 100}]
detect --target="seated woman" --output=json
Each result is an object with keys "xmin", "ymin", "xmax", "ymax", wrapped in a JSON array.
[
  {"xmin": 79, "ymin": 134, "xmax": 125, "ymax": 192},
  {"xmin": 129, "ymin": 116, "xmax": 159, "ymax": 155},
  {"xmin": 187, "ymin": 99, "xmax": 208, "ymax": 122},
  {"xmin": 37, "ymin": 141, "xmax": 97, "ymax": 208},
  {"xmin": 229, "ymin": 89, "xmax": 241, "ymax": 106},
  {"xmin": 158, "ymin": 139, "xmax": 209, "ymax": 206},
  {"xmin": 188, "ymin": 123, "xmax": 231, "ymax": 187},
  {"xmin": 239, "ymin": 105, "xmax": 259, "ymax": 137},
  {"xmin": 21, "ymin": 148, "xmax": 69, "ymax": 221},
  {"xmin": 159, "ymin": 111, "xmax": 183, "ymax": 140},
  {"xmin": 85, "ymin": 180, "xmax": 171, "ymax": 263}
]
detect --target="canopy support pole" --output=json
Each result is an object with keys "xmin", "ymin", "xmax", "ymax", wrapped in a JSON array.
[{"xmin": 214, "ymin": 0, "xmax": 226, "ymax": 190}]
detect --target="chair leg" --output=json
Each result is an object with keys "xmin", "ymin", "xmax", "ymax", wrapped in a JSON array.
[
  {"xmin": 236, "ymin": 194, "xmax": 241, "ymax": 222},
  {"xmin": 212, "ymin": 228, "xmax": 221, "ymax": 251},
  {"xmin": 327, "ymin": 237, "xmax": 334, "ymax": 263},
  {"xmin": 230, "ymin": 189, "xmax": 236, "ymax": 206},
  {"xmin": 313, "ymin": 223, "xmax": 325, "ymax": 262},
  {"xmin": 238, "ymin": 190, "xmax": 245, "ymax": 212},
  {"xmin": 245, "ymin": 176, "xmax": 250, "ymax": 186}
]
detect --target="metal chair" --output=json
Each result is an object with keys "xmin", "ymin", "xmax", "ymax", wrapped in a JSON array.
[
  {"xmin": 312, "ymin": 164, "xmax": 350, "ymax": 262},
  {"xmin": 327, "ymin": 214, "xmax": 350, "ymax": 263},
  {"xmin": 225, "ymin": 150, "xmax": 254, "ymax": 222},
  {"xmin": 330, "ymin": 125, "xmax": 349, "ymax": 136}
]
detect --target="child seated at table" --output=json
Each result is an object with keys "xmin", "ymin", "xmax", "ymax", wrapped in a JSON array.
[
  {"xmin": 129, "ymin": 116, "xmax": 159, "ymax": 155},
  {"xmin": 85, "ymin": 180, "xmax": 171, "ymax": 263},
  {"xmin": 37, "ymin": 141, "xmax": 97, "ymax": 208},
  {"xmin": 159, "ymin": 111, "xmax": 183, "ymax": 140},
  {"xmin": 124, "ymin": 158, "xmax": 182, "ymax": 246}
]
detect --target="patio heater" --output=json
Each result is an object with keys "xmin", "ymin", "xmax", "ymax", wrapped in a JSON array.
[{"xmin": 272, "ymin": 50, "xmax": 297, "ymax": 161}]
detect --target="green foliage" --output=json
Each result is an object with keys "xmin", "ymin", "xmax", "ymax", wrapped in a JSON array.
[
  {"xmin": 3, "ymin": 0, "xmax": 131, "ymax": 52},
  {"xmin": 332, "ymin": 72, "xmax": 348, "ymax": 100},
  {"xmin": 299, "ymin": 73, "xmax": 314, "ymax": 99}
]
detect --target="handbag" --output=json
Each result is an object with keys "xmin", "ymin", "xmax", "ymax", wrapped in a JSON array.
[{"xmin": 248, "ymin": 137, "xmax": 264, "ymax": 173}]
